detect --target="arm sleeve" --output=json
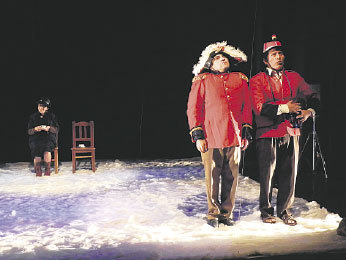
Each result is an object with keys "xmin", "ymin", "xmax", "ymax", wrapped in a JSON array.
[
  {"xmin": 27, "ymin": 116, "xmax": 35, "ymax": 135},
  {"xmin": 261, "ymin": 103, "xmax": 280, "ymax": 118},
  {"xmin": 250, "ymin": 75, "xmax": 280, "ymax": 119},
  {"xmin": 241, "ymin": 79, "xmax": 253, "ymax": 125},
  {"xmin": 187, "ymin": 77, "xmax": 206, "ymax": 142}
]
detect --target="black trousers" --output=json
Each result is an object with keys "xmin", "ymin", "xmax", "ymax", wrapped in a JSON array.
[{"xmin": 256, "ymin": 136, "xmax": 299, "ymax": 217}]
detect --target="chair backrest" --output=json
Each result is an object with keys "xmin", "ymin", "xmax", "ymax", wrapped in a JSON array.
[{"xmin": 72, "ymin": 121, "xmax": 95, "ymax": 148}]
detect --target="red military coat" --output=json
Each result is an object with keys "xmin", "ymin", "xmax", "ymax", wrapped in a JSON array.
[
  {"xmin": 249, "ymin": 70, "xmax": 316, "ymax": 138},
  {"xmin": 187, "ymin": 72, "xmax": 252, "ymax": 149}
]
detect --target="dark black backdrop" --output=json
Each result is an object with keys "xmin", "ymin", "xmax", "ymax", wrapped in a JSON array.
[{"xmin": 1, "ymin": 0, "xmax": 345, "ymax": 202}]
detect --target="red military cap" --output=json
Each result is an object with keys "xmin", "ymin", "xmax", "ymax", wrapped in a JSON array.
[{"xmin": 263, "ymin": 34, "xmax": 282, "ymax": 53}]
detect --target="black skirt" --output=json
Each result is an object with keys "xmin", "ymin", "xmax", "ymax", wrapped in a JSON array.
[{"xmin": 29, "ymin": 137, "xmax": 56, "ymax": 158}]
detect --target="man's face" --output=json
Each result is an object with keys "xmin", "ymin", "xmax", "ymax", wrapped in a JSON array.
[
  {"xmin": 210, "ymin": 54, "xmax": 230, "ymax": 73},
  {"xmin": 265, "ymin": 48, "xmax": 285, "ymax": 71},
  {"xmin": 38, "ymin": 104, "xmax": 48, "ymax": 115}
]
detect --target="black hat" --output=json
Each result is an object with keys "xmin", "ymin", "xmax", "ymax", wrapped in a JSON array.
[
  {"xmin": 203, "ymin": 51, "xmax": 236, "ymax": 71},
  {"xmin": 37, "ymin": 98, "xmax": 51, "ymax": 108}
]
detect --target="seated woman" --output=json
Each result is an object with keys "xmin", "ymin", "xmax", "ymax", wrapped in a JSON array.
[{"xmin": 28, "ymin": 98, "xmax": 59, "ymax": 176}]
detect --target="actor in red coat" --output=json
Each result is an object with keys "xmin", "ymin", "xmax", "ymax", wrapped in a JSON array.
[
  {"xmin": 187, "ymin": 42, "xmax": 253, "ymax": 227},
  {"xmin": 249, "ymin": 35, "xmax": 320, "ymax": 225}
]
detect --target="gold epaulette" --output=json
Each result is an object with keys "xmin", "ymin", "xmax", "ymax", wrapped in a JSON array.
[
  {"xmin": 239, "ymin": 73, "xmax": 248, "ymax": 82},
  {"xmin": 192, "ymin": 74, "xmax": 206, "ymax": 83}
]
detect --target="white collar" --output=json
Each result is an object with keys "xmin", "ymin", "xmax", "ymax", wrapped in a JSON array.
[{"xmin": 266, "ymin": 67, "xmax": 283, "ymax": 77}]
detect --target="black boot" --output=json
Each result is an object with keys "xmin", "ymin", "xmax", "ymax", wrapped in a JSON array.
[
  {"xmin": 206, "ymin": 219, "xmax": 219, "ymax": 228},
  {"xmin": 44, "ymin": 162, "xmax": 51, "ymax": 176},
  {"xmin": 219, "ymin": 217, "xmax": 234, "ymax": 226},
  {"xmin": 34, "ymin": 162, "xmax": 42, "ymax": 177}
]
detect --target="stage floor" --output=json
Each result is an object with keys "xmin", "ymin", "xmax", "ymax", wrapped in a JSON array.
[{"xmin": 0, "ymin": 158, "xmax": 345, "ymax": 260}]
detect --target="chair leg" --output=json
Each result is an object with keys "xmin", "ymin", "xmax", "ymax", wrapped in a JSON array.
[
  {"xmin": 72, "ymin": 152, "xmax": 76, "ymax": 173},
  {"xmin": 55, "ymin": 160, "xmax": 58, "ymax": 174},
  {"xmin": 54, "ymin": 149, "xmax": 59, "ymax": 174},
  {"xmin": 92, "ymin": 151, "xmax": 96, "ymax": 172}
]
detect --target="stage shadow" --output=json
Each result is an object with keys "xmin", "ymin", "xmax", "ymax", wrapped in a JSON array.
[{"xmin": 177, "ymin": 193, "xmax": 259, "ymax": 221}]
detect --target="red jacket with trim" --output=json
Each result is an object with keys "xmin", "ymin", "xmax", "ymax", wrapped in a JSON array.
[
  {"xmin": 186, "ymin": 72, "xmax": 252, "ymax": 149},
  {"xmin": 249, "ymin": 70, "xmax": 317, "ymax": 139}
]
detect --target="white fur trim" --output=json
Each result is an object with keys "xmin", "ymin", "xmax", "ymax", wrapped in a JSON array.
[{"xmin": 192, "ymin": 41, "xmax": 247, "ymax": 75}]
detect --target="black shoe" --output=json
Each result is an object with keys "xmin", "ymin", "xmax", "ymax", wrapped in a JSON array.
[
  {"xmin": 206, "ymin": 219, "xmax": 219, "ymax": 228},
  {"xmin": 219, "ymin": 217, "xmax": 234, "ymax": 226}
]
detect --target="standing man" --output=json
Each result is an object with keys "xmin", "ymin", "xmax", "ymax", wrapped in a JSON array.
[
  {"xmin": 187, "ymin": 41, "xmax": 253, "ymax": 227},
  {"xmin": 28, "ymin": 98, "xmax": 59, "ymax": 177},
  {"xmin": 249, "ymin": 35, "xmax": 320, "ymax": 225}
]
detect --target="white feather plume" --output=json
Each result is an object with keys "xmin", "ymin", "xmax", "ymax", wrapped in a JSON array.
[{"xmin": 192, "ymin": 41, "xmax": 247, "ymax": 75}]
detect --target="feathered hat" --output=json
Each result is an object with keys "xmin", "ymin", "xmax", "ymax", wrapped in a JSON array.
[
  {"xmin": 192, "ymin": 41, "xmax": 247, "ymax": 76},
  {"xmin": 263, "ymin": 34, "xmax": 282, "ymax": 53}
]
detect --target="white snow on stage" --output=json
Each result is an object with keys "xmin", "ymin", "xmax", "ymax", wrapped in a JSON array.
[{"xmin": 0, "ymin": 158, "xmax": 345, "ymax": 260}]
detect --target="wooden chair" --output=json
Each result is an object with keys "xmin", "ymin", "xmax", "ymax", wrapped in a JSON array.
[
  {"xmin": 51, "ymin": 147, "xmax": 59, "ymax": 174},
  {"xmin": 71, "ymin": 121, "xmax": 96, "ymax": 173},
  {"xmin": 50, "ymin": 134, "xmax": 59, "ymax": 174}
]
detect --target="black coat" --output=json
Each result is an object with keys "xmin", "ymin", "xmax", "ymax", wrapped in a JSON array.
[{"xmin": 27, "ymin": 111, "xmax": 59, "ymax": 147}]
